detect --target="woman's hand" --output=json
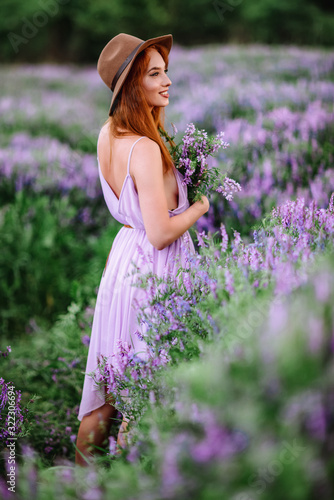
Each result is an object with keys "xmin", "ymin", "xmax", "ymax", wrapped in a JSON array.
[{"xmin": 192, "ymin": 194, "xmax": 210, "ymax": 215}]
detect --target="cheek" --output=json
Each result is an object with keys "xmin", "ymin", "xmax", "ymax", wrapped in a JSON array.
[{"xmin": 143, "ymin": 78, "xmax": 158, "ymax": 94}]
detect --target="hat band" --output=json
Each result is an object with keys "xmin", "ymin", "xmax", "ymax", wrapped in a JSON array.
[{"xmin": 110, "ymin": 41, "xmax": 144, "ymax": 92}]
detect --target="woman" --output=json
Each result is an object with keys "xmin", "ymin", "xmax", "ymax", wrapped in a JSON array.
[{"xmin": 75, "ymin": 33, "xmax": 209, "ymax": 466}]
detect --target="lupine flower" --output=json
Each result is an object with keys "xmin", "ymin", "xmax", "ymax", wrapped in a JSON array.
[
  {"xmin": 220, "ymin": 223, "xmax": 229, "ymax": 252},
  {"xmin": 196, "ymin": 230, "xmax": 209, "ymax": 248},
  {"xmin": 216, "ymin": 176, "xmax": 242, "ymax": 201},
  {"xmin": 81, "ymin": 335, "xmax": 90, "ymax": 346},
  {"xmin": 159, "ymin": 123, "xmax": 238, "ymax": 204}
]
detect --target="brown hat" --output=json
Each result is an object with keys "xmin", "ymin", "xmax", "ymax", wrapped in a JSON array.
[{"xmin": 97, "ymin": 33, "xmax": 173, "ymax": 116}]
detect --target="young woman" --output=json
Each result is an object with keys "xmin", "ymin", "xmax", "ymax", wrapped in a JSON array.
[{"xmin": 75, "ymin": 33, "xmax": 209, "ymax": 466}]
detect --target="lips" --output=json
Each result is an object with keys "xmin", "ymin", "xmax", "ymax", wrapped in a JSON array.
[{"xmin": 160, "ymin": 90, "xmax": 169, "ymax": 97}]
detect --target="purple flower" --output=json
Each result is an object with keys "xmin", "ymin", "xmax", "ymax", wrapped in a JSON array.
[
  {"xmin": 220, "ymin": 223, "xmax": 228, "ymax": 252},
  {"xmin": 216, "ymin": 176, "xmax": 242, "ymax": 201},
  {"xmin": 196, "ymin": 230, "xmax": 209, "ymax": 247},
  {"xmin": 224, "ymin": 269, "xmax": 234, "ymax": 295},
  {"xmin": 81, "ymin": 335, "xmax": 90, "ymax": 346},
  {"xmin": 108, "ymin": 436, "xmax": 117, "ymax": 455},
  {"xmin": 162, "ymin": 122, "xmax": 232, "ymax": 204}
]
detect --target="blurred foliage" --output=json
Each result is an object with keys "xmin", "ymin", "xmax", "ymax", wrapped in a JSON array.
[
  {"xmin": 1, "ymin": 300, "xmax": 89, "ymax": 466},
  {"xmin": 0, "ymin": 0, "xmax": 334, "ymax": 62},
  {"xmin": 0, "ymin": 299, "xmax": 102, "ymax": 469},
  {"xmin": 0, "ymin": 188, "xmax": 120, "ymax": 337},
  {"xmin": 2, "ymin": 245, "xmax": 334, "ymax": 498}
]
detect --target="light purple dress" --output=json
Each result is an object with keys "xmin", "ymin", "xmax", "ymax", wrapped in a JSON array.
[{"xmin": 78, "ymin": 136, "xmax": 196, "ymax": 421}]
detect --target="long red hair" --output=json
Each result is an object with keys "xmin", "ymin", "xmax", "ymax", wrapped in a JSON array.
[{"xmin": 103, "ymin": 44, "xmax": 174, "ymax": 174}]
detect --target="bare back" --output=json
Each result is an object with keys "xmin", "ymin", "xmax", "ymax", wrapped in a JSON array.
[{"xmin": 97, "ymin": 124, "xmax": 178, "ymax": 212}]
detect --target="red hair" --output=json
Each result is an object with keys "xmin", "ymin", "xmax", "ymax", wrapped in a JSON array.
[{"xmin": 104, "ymin": 44, "xmax": 174, "ymax": 174}]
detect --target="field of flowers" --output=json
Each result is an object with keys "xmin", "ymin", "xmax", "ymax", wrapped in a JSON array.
[{"xmin": 1, "ymin": 44, "xmax": 334, "ymax": 499}]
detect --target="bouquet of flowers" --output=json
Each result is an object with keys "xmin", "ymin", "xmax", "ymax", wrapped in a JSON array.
[{"xmin": 160, "ymin": 123, "xmax": 241, "ymax": 205}]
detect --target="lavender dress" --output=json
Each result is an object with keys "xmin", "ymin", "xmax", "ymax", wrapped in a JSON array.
[{"xmin": 78, "ymin": 136, "xmax": 196, "ymax": 421}]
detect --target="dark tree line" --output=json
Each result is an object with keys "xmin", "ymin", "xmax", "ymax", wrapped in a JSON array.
[{"xmin": 1, "ymin": 0, "xmax": 333, "ymax": 62}]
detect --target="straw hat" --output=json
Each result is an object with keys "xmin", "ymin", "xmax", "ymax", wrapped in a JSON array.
[{"xmin": 97, "ymin": 33, "xmax": 173, "ymax": 115}]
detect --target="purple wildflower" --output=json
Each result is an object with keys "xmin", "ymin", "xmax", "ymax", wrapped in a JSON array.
[
  {"xmin": 220, "ymin": 223, "xmax": 228, "ymax": 252},
  {"xmin": 216, "ymin": 177, "xmax": 242, "ymax": 201}
]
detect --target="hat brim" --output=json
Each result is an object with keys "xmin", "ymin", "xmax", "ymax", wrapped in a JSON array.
[{"xmin": 108, "ymin": 34, "xmax": 173, "ymax": 116}]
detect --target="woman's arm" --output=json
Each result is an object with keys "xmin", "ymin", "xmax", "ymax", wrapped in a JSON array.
[{"xmin": 131, "ymin": 137, "xmax": 209, "ymax": 250}]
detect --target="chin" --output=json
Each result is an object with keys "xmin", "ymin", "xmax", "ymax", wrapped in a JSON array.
[
  {"xmin": 151, "ymin": 96, "xmax": 169, "ymax": 107},
  {"xmin": 159, "ymin": 100, "xmax": 169, "ymax": 107}
]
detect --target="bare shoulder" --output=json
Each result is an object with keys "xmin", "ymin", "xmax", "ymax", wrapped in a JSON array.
[
  {"xmin": 99, "ymin": 122, "xmax": 110, "ymax": 137},
  {"xmin": 97, "ymin": 123, "xmax": 110, "ymax": 149},
  {"xmin": 97, "ymin": 123, "xmax": 111, "ymax": 165},
  {"xmin": 131, "ymin": 137, "xmax": 162, "ymax": 170}
]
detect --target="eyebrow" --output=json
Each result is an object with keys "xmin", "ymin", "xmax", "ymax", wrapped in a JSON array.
[{"xmin": 147, "ymin": 66, "xmax": 166, "ymax": 73}]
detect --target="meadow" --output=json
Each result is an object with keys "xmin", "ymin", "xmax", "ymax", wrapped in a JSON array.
[{"xmin": 1, "ymin": 43, "xmax": 334, "ymax": 499}]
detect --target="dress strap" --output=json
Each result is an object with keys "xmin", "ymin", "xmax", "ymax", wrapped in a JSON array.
[{"xmin": 127, "ymin": 136, "xmax": 146, "ymax": 175}]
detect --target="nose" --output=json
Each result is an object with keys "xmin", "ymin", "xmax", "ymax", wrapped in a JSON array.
[{"xmin": 164, "ymin": 73, "xmax": 172, "ymax": 86}]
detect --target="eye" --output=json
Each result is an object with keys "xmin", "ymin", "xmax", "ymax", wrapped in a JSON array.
[
  {"xmin": 164, "ymin": 69, "xmax": 168, "ymax": 74},
  {"xmin": 150, "ymin": 72, "xmax": 159, "ymax": 77}
]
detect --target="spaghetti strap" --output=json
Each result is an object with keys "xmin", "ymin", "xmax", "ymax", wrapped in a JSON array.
[{"xmin": 127, "ymin": 136, "xmax": 146, "ymax": 174}]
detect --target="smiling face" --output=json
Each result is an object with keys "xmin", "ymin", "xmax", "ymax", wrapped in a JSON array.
[{"xmin": 141, "ymin": 48, "xmax": 172, "ymax": 110}]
